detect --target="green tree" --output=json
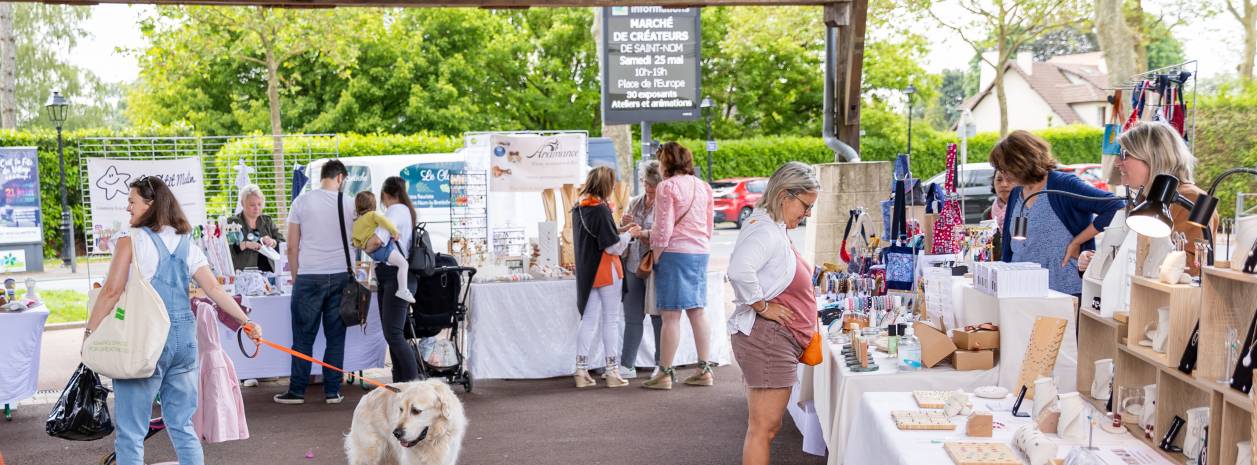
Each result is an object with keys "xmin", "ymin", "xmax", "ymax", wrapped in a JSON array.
[
  {"xmin": 928, "ymin": 69, "xmax": 975, "ymax": 130},
  {"xmin": 919, "ymin": 0, "xmax": 1091, "ymax": 135}
]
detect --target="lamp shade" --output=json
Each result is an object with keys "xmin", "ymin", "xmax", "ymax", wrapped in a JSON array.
[
  {"xmin": 45, "ymin": 91, "xmax": 68, "ymax": 125},
  {"xmin": 1125, "ymin": 174, "xmax": 1180, "ymax": 238},
  {"xmin": 1187, "ymin": 193, "xmax": 1218, "ymax": 228},
  {"xmin": 1011, "ymin": 215, "xmax": 1029, "ymax": 240}
]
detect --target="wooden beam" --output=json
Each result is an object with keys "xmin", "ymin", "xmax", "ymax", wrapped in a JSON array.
[
  {"xmin": 831, "ymin": 0, "xmax": 866, "ymax": 151},
  {"xmin": 31, "ymin": 0, "xmax": 846, "ymax": 6}
]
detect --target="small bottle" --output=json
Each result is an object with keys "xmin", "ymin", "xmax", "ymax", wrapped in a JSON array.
[
  {"xmin": 887, "ymin": 324, "xmax": 900, "ymax": 358},
  {"xmin": 899, "ymin": 327, "xmax": 921, "ymax": 371}
]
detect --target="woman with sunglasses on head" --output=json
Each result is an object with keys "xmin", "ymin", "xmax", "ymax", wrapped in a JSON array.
[
  {"xmin": 1112, "ymin": 121, "xmax": 1218, "ymax": 276},
  {"xmin": 727, "ymin": 162, "xmax": 820, "ymax": 465},
  {"xmin": 85, "ymin": 176, "xmax": 261, "ymax": 465},
  {"xmin": 991, "ymin": 131, "xmax": 1125, "ymax": 296}
]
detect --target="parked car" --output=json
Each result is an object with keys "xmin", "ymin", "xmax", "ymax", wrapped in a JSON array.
[
  {"xmin": 924, "ymin": 162, "xmax": 996, "ymax": 224},
  {"xmin": 1060, "ymin": 163, "xmax": 1109, "ymax": 191},
  {"xmin": 711, "ymin": 177, "xmax": 766, "ymax": 228}
]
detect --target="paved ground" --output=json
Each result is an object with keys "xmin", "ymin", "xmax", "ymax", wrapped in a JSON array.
[
  {"xmin": 0, "ymin": 364, "xmax": 824, "ymax": 465},
  {"xmin": 2, "ymin": 223, "xmax": 825, "ymax": 464}
]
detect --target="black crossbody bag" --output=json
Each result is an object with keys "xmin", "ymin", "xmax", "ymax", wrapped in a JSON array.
[{"xmin": 337, "ymin": 191, "xmax": 371, "ymax": 328}]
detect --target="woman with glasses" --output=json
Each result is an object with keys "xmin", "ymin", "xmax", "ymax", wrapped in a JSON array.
[
  {"xmin": 990, "ymin": 131, "xmax": 1124, "ymax": 296},
  {"xmin": 1112, "ymin": 121, "xmax": 1218, "ymax": 275},
  {"xmin": 727, "ymin": 162, "xmax": 819, "ymax": 465},
  {"xmin": 642, "ymin": 141, "xmax": 717, "ymax": 390}
]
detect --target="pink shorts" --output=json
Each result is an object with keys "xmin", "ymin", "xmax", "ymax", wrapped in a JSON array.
[{"xmin": 731, "ymin": 317, "xmax": 803, "ymax": 389}]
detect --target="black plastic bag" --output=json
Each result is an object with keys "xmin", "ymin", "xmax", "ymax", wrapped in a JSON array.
[{"xmin": 46, "ymin": 363, "xmax": 114, "ymax": 441}]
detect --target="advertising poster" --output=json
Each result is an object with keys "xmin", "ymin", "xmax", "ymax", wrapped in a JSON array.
[
  {"xmin": 400, "ymin": 162, "xmax": 464, "ymax": 209},
  {"xmin": 488, "ymin": 133, "xmax": 587, "ymax": 192},
  {"xmin": 87, "ymin": 157, "xmax": 207, "ymax": 254},
  {"xmin": 0, "ymin": 147, "xmax": 42, "ymax": 245}
]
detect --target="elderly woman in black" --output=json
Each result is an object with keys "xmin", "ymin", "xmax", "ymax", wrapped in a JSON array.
[{"xmin": 572, "ymin": 166, "xmax": 639, "ymax": 388}]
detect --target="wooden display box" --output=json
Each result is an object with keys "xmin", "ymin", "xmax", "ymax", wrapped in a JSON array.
[
  {"xmin": 1077, "ymin": 308, "xmax": 1120, "ymax": 407},
  {"xmin": 1198, "ymin": 266, "xmax": 1257, "ymax": 384},
  {"xmin": 1155, "ymin": 372, "xmax": 1212, "ymax": 463},
  {"xmin": 1126, "ymin": 276, "xmax": 1200, "ymax": 370}
]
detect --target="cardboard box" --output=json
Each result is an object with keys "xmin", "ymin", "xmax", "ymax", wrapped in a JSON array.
[
  {"xmin": 965, "ymin": 412, "xmax": 993, "ymax": 437},
  {"xmin": 952, "ymin": 329, "xmax": 1000, "ymax": 350},
  {"xmin": 914, "ymin": 321, "xmax": 957, "ymax": 368},
  {"xmin": 953, "ymin": 349, "xmax": 996, "ymax": 371}
]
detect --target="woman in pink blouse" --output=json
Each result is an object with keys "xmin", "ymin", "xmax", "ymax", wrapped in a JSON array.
[{"xmin": 634, "ymin": 142, "xmax": 716, "ymax": 390}]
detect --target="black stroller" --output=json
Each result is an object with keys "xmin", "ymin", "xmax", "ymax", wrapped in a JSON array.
[{"xmin": 406, "ymin": 253, "xmax": 476, "ymax": 393}]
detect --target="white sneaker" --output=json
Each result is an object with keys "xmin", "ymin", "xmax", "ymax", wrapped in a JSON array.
[
  {"xmin": 618, "ymin": 366, "xmax": 638, "ymax": 379},
  {"xmin": 395, "ymin": 288, "xmax": 416, "ymax": 303},
  {"xmin": 242, "ymin": 378, "xmax": 259, "ymax": 387}
]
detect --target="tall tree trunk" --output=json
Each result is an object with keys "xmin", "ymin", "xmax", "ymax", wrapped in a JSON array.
[
  {"xmin": 1241, "ymin": 0, "xmax": 1256, "ymax": 79},
  {"xmin": 996, "ymin": 62, "xmax": 1009, "ymax": 136},
  {"xmin": 265, "ymin": 47, "xmax": 287, "ymax": 218},
  {"xmin": 591, "ymin": 7, "xmax": 635, "ymax": 188},
  {"xmin": 0, "ymin": 3, "xmax": 16, "ymax": 129},
  {"xmin": 1095, "ymin": 0, "xmax": 1140, "ymax": 86}
]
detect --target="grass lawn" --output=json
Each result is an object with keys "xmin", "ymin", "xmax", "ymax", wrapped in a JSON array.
[{"xmin": 41, "ymin": 289, "xmax": 89, "ymax": 324}]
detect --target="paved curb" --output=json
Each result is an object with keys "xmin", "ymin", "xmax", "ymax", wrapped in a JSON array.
[{"xmin": 45, "ymin": 321, "xmax": 86, "ymax": 331}]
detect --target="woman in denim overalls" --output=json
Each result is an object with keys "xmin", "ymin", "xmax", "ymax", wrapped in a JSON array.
[{"xmin": 85, "ymin": 176, "xmax": 262, "ymax": 465}]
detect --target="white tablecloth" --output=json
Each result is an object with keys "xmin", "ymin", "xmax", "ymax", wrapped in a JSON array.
[
  {"xmin": 0, "ymin": 305, "xmax": 50, "ymax": 405},
  {"xmin": 466, "ymin": 273, "xmax": 731, "ymax": 380},
  {"xmin": 960, "ymin": 285, "xmax": 1080, "ymax": 393},
  {"xmin": 844, "ymin": 391, "xmax": 1174, "ymax": 465},
  {"xmin": 218, "ymin": 294, "xmax": 388, "ymax": 380},
  {"xmin": 794, "ymin": 343, "xmax": 1001, "ymax": 462}
]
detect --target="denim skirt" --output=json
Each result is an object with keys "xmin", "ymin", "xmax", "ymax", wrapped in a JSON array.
[{"xmin": 653, "ymin": 252, "xmax": 709, "ymax": 310}]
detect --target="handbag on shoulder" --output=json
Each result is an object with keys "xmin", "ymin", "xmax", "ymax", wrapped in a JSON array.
[
  {"xmin": 409, "ymin": 222, "xmax": 438, "ymax": 277},
  {"xmin": 337, "ymin": 191, "xmax": 371, "ymax": 328},
  {"xmin": 82, "ymin": 228, "xmax": 171, "ymax": 380}
]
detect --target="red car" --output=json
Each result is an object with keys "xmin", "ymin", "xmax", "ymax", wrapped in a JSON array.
[
  {"xmin": 1059, "ymin": 164, "xmax": 1109, "ymax": 191},
  {"xmin": 711, "ymin": 178, "xmax": 767, "ymax": 228}
]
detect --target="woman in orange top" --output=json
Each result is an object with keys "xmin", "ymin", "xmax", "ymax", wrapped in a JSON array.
[{"xmin": 572, "ymin": 166, "xmax": 639, "ymax": 388}]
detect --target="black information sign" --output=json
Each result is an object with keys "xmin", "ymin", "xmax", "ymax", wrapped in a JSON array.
[{"xmin": 600, "ymin": 6, "xmax": 702, "ymax": 125}]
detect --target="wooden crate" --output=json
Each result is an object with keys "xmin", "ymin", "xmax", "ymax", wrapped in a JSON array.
[
  {"xmin": 1078, "ymin": 308, "xmax": 1120, "ymax": 406},
  {"xmin": 1198, "ymin": 266, "xmax": 1257, "ymax": 383},
  {"xmin": 1155, "ymin": 371, "xmax": 1212, "ymax": 463},
  {"xmin": 1218, "ymin": 398, "xmax": 1252, "ymax": 465},
  {"xmin": 1127, "ymin": 276, "xmax": 1200, "ymax": 368}
]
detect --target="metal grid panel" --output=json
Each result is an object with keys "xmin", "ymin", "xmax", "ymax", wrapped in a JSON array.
[{"xmin": 78, "ymin": 134, "xmax": 341, "ymax": 255}]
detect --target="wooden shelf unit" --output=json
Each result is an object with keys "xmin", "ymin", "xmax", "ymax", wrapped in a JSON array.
[{"xmin": 1079, "ymin": 264, "xmax": 1254, "ymax": 465}]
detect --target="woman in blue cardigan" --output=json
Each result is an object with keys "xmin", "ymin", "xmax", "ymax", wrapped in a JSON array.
[{"xmin": 991, "ymin": 131, "xmax": 1125, "ymax": 296}]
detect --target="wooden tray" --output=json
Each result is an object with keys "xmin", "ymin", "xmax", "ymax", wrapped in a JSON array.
[
  {"xmin": 1016, "ymin": 316, "xmax": 1068, "ymax": 400},
  {"xmin": 943, "ymin": 442, "xmax": 1020, "ymax": 465},
  {"xmin": 913, "ymin": 390, "xmax": 950, "ymax": 409},
  {"xmin": 891, "ymin": 410, "xmax": 956, "ymax": 430}
]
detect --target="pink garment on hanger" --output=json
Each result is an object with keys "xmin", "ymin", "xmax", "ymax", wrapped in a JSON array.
[{"xmin": 191, "ymin": 301, "xmax": 249, "ymax": 443}]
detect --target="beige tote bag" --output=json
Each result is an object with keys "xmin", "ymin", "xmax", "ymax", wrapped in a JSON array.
[{"xmin": 83, "ymin": 229, "xmax": 171, "ymax": 379}]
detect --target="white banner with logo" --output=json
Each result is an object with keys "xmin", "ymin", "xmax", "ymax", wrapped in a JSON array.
[
  {"xmin": 488, "ymin": 133, "xmax": 587, "ymax": 192},
  {"xmin": 87, "ymin": 157, "xmax": 207, "ymax": 254}
]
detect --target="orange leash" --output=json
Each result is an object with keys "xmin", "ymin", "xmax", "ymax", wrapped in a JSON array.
[{"xmin": 238, "ymin": 327, "xmax": 400, "ymax": 393}]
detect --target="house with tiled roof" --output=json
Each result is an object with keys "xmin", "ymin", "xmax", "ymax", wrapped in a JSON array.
[{"xmin": 961, "ymin": 51, "xmax": 1110, "ymax": 133}]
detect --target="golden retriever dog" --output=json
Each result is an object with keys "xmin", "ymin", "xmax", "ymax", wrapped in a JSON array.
[{"xmin": 346, "ymin": 379, "xmax": 467, "ymax": 465}]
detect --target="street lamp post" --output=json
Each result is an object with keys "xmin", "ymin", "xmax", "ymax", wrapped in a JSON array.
[
  {"xmin": 701, "ymin": 96, "xmax": 714, "ymax": 183},
  {"xmin": 46, "ymin": 91, "xmax": 74, "ymax": 273},
  {"xmin": 904, "ymin": 84, "xmax": 916, "ymax": 157}
]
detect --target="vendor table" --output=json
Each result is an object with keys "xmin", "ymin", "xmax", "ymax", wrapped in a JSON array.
[
  {"xmin": 959, "ymin": 285, "xmax": 1079, "ymax": 394},
  {"xmin": 0, "ymin": 304, "xmax": 49, "ymax": 419},
  {"xmin": 844, "ymin": 391, "xmax": 1174, "ymax": 465},
  {"xmin": 466, "ymin": 273, "xmax": 731, "ymax": 380},
  {"xmin": 793, "ymin": 344, "xmax": 1000, "ymax": 462},
  {"xmin": 217, "ymin": 294, "xmax": 388, "ymax": 380}
]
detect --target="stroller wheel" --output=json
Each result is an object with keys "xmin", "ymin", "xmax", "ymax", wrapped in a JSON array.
[{"xmin": 462, "ymin": 372, "xmax": 473, "ymax": 393}]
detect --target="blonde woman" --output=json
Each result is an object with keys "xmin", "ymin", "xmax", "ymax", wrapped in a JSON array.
[
  {"xmin": 1114, "ymin": 121, "xmax": 1218, "ymax": 275},
  {"xmin": 727, "ymin": 162, "xmax": 819, "ymax": 465}
]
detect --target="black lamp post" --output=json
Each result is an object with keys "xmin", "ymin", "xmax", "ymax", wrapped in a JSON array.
[
  {"xmin": 46, "ymin": 91, "xmax": 74, "ymax": 273},
  {"xmin": 904, "ymin": 84, "xmax": 916, "ymax": 156},
  {"xmin": 701, "ymin": 96, "xmax": 714, "ymax": 183}
]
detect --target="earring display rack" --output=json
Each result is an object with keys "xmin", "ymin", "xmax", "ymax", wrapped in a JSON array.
[{"xmin": 1078, "ymin": 253, "xmax": 1254, "ymax": 465}]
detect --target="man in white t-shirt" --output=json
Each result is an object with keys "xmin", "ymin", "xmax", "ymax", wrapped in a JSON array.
[{"xmin": 274, "ymin": 160, "xmax": 356, "ymax": 405}]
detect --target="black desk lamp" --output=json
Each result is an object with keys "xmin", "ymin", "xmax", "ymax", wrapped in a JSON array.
[
  {"xmin": 1126, "ymin": 173, "xmax": 1237, "ymax": 265},
  {"xmin": 1010, "ymin": 189, "xmax": 1119, "ymax": 241}
]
